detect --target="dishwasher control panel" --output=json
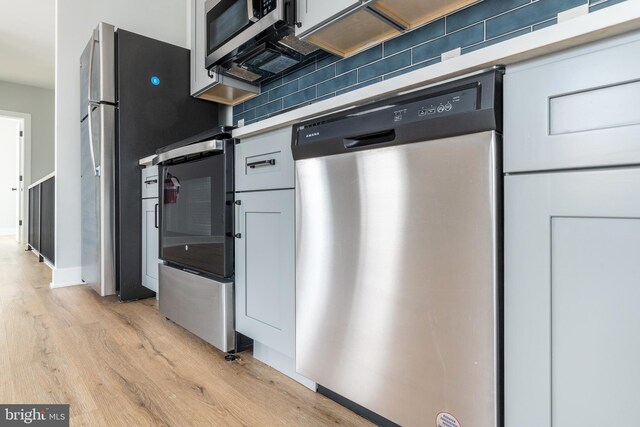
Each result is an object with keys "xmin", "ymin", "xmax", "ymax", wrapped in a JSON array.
[
  {"xmin": 292, "ymin": 69, "xmax": 502, "ymax": 160},
  {"xmin": 296, "ymin": 86, "xmax": 480, "ymax": 147},
  {"xmin": 391, "ymin": 86, "xmax": 478, "ymax": 124}
]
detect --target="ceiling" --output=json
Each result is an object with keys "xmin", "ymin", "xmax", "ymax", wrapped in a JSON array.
[{"xmin": 0, "ymin": 0, "xmax": 55, "ymax": 89}]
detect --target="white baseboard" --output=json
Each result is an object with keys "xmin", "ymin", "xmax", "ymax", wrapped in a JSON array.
[
  {"xmin": 0, "ymin": 228, "xmax": 16, "ymax": 236},
  {"xmin": 51, "ymin": 266, "xmax": 84, "ymax": 288},
  {"xmin": 253, "ymin": 342, "xmax": 317, "ymax": 391},
  {"xmin": 50, "ymin": 281, "xmax": 85, "ymax": 289}
]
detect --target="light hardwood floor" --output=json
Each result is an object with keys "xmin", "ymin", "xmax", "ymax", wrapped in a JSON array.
[{"xmin": 0, "ymin": 237, "xmax": 371, "ymax": 426}]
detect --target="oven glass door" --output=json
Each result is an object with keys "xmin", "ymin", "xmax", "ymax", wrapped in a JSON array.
[
  {"xmin": 207, "ymin": 0, "xmax": 256, "ymax": 55},
  {"xmin": 160, "ymin": 154, "xmax": 232, "ymax": 278}
]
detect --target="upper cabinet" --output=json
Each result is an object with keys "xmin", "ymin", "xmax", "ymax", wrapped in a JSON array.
[
  {"xmin": 295, "ymin": 0, "xmax": 361, "ymax": 36},
  {"xmin": 190, "ymin": 0, "xmax": 215, "ymax": 97},
  {"xmin": 297, "ymin": 0, "xmax": 476, "ymax": 58},
  {"xmin": 190, "ymin": 0, "xmax": 259, "ymax": 105}
]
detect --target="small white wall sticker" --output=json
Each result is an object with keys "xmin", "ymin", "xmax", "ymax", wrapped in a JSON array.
[{"xmin": 436, "ymin": 412, "xmax": 461, "ymax": 427}]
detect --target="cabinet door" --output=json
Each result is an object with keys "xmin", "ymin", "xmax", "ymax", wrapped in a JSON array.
[
  {"xmin": 190, "ymin": 0, "xmax": 217, "ymax": 96},
  {"xmin": 142, "ymin": 198, "xmax": 160, "ymax": 293},
  {"xmin": 505, "ymin": 168, "xmax": 640, "ymax": 426},
  {"xmin": 505, "ymin": 32, "xmax": 640, "ymax": 173},
  {"xmin": 295, "ymin": 0, "xmax": 361, "ymax": 37},
  {"xmin": 235, "ymin": 190, "xmax": 295, "ymax": 357}
]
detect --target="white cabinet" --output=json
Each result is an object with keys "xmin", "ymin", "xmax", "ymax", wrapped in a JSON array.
[
  {"xmin": 505, "ymin": 31, "xmax": 640, "ymax": 173},
  {"xmin": 235, "ymin": 127, "xmax": 294, "ymax": 192},
  {"xmin": 295, "ymin": 0, "xmax": 361, "ymax": 37},
  {"xmin": 295, "ymin": 0, "xmax": 475, "ymax": 58},
  {"xmin": 141, "ymin": 166, "xmax": 160, "ymax": 294},
  {"xmin": 234, "ymin": 127, "xmax": 314, "ymax": 389},
  {"xmin": 504, "ymin": 31, "xmax": 640, "ymax": 426},
  {"xmin": 505, "ymin": 168, "xmax": 640, "ymax": 426},
  {"xmin": 235, "ymin": 190, "xmax": 295, "ymax": 357},
  {"xmin": 141, "ymin": 198, "xmax": 160, "ymax": 293},
  {"xmin": 190, "ymin": 0, "xmax": 259, "ymax": 105},
  {"xmin": 190, "ymin": 0, "xmax": 217, "ymax": 97}
]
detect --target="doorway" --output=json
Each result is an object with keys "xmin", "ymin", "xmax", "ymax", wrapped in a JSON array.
[{"xmin": 0, "ymin": 111, "xmax": 30, "ymax": 244}]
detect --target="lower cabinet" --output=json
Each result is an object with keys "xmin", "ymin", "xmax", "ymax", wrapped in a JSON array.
[
  {"xmin": 141, "ymin": 198, "xmax": 160, "ymax": 293},
  {"xmin": 505, "ymin": 168, "xmax": 640, "ymax": 426},
  {"xmin": 235, "ymin": 189, "xmax": 295, "ymax": 358}
]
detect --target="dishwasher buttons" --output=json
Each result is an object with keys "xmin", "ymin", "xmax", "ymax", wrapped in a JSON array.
[{"xmin": 444, "ymin": 102, "xmax": 453, "ymax": 112}]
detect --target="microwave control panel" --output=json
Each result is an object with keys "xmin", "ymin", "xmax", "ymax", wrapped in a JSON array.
[{"xmin": 261, "ymin": 0, "xmax": 277, "ymax": 17}]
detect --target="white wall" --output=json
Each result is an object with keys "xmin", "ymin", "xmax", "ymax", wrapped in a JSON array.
[
  {"xmin": 0, "ymin": 118, "xmax": 19, "ymax": 235},
  {"xmin": 0, "ymin": 81, "xmax": 54, "ymax": 182},
  {"xmin": 54, "ymin": 0, "xmax": 189, "ymax": 286}
]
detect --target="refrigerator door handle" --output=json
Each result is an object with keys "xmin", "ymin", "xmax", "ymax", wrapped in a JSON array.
[
  {"xmin": 87, "ymin": 28, "xmax": 100, "ymax": 177},
  {"xmin": 87, "ymin": 104, "xmax": 99, "ymax": 177},
  {"xmin": 87, "ymin": 29, "xmax": 101, "ymax": 104}
]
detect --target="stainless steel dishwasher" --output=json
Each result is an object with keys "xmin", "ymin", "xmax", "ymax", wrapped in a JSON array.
[{"xmin": 292, "ymin": 70, "xmax": 503, "ymax": 427}]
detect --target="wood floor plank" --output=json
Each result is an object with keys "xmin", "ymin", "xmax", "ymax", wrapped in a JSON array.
[
  {"xmin": 0, "ymin": 303, "xmax": 14, "ymax": 402},
  {"xmin": 0, "ymin": 237, "xmax": 372, "ymax": 426}
]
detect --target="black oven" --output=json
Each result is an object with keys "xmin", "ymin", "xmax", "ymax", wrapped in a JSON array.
[{"xmin": 156, "ymin": 135, "xmax": 234, "ymax": 279}]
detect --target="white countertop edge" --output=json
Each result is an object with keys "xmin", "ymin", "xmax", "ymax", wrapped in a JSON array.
[
  {"xmin": 28, "ymin": 172, "xmax": 55, "ymax": 189},
  {"xmin": 139, "ymin": 154, "xmax": 157, "ymax": 167},
  {"xmin": 232, "ymin": 1, "xmax": 640, "ymax": 139}
]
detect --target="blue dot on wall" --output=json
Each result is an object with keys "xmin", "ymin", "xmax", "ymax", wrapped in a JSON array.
[{"xmin": 151, "ymin": 76, "xmax": 161, "ymax": 86}]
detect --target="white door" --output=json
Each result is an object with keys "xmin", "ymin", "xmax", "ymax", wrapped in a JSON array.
[
  {"xmin": 0, "ymin": 117, "xmax": 19, "ymax": 237},
  {"xmin": 16, "ymin": 122, "xmax": 24, "ymax": 242}
]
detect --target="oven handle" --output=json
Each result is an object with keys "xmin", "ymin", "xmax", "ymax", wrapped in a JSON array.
[{"xmin": 153, "ymin": 139, "xmax": 225, "ymax": 165}]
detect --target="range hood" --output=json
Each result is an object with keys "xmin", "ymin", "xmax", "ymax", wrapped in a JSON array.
[
  {"xmin": 193, "ymin": 67, "xmax": 259, "ymax": 106},
  {"xmin": 300, "ymin": 0, "xmax": 478, "ymax": 58}
]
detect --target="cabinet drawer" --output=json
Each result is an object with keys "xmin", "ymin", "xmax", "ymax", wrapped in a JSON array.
[
  {"xmin": 159, "ymin": 264, "xmax": 235, "ymax": 352},
  {"xmin": 505, "ymin": 32, "xmax": 640, "ymax": 173},
  {"xmin": 141, "ymin": 166, "xmax": 159, "ymax": 199},
  {"xmin": 235, "ymin": 127, "xmax": 294, "ymax": 192}
]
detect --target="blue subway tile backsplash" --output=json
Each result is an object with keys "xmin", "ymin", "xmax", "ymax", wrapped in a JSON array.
[
  {"xmin": 384, "ymin": 19, "xmax": 445, "ymax": 56},
  {"xmin": 233, "ymin": 0, "xmax": 625, "ymax": 126}
]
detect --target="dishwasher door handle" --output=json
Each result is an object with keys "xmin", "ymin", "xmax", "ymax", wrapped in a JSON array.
[{"xmin": 343, "ymin": 129, "xmax": 396, "ymax": 149}]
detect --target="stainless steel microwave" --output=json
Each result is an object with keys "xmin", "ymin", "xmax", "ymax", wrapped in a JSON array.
[{"xmin": 205, "ymin": 0, "xmax": 318, "ymax": 83}]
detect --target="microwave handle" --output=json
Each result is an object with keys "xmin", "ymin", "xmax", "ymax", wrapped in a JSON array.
[
  {"xmin": 247, "ymin": 0, "xmax": 258, "ymax": 22},
  {"xmin": 284, "ymin": 0, "xmax": 301, "ymax": 27}
]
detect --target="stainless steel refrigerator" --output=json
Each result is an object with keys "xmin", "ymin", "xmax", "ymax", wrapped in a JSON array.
[{"xmin": 80, "ymin": 22, "xmax": 219, "ymax": 300}]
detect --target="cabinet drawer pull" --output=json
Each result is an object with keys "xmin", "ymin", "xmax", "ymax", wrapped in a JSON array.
[
  {"xmin": 248, "ymin": 159, "xmax": 276, "ymax": 169},
  {"xmin": 145, "ymin": 179, "xmax": 158, "ymax": 185},
  {"xmin": 155, "ymin": 203, "xmax": 159, "ymax": 229}
]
